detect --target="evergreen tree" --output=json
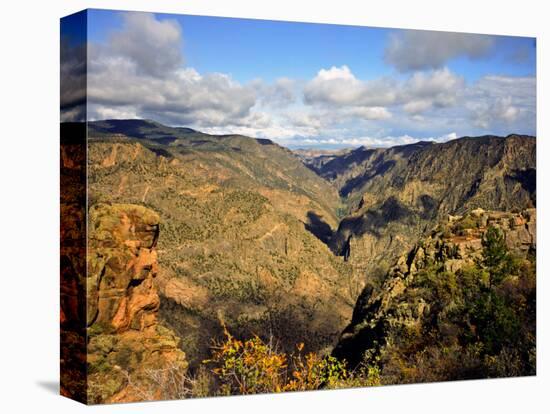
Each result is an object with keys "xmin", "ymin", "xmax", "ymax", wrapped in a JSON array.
[{"xmin": 481, "ymin": 226, "xmax": 511, "ymax": 287}]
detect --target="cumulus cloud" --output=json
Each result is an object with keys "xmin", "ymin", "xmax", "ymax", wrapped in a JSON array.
[
  {"xmin": 87, "ymin": 13, "xmax": 316, "ymax": 139},
  {"xmin": 88, "ymin": 12, "xmax": 259, "ymax": 128},
  {"xmin": 90, "ymin": 105, "xmax": 139, "ymax": 120},
  {"xmin": 255, "ymin": 77, "xmax": 297, "ymax": 107},
  {"xmin": 108, "ymin": 12, "xmax": 183, "ymax": 77},
  {"xmin": 385, "ymin": 30, "xmax": 496, "ymax": 72},
  {"xmin": 401, "ymin": 68, "xmax": 464, "ymax": 113},
  {"xmin": 294, "ymin": 131, "xmax": 458, "ymax": 149},
  {"xmin": 345, "ymin": 107, "xmax": 393, "ymax": 120},
  {"xmin": 304, "ymin": 65, "xmax": 462, "ymax": 116},
  {"xmin": 466, "ymin": 75, "xmax": 535, "ymax": 131},
  {"xmin": 476, "ymin": 96, "xmax": 520, "ymax": 128},
  {"xmin": 284, "ymin": 111, "xmax": 323, "ymax": 129},
  {"xmin": 304, "ymin": 65, "xmax": 397, "ymax": 107},
  {"xmin": 88, "ymin": 65, "xmax": 257, "ymax": 127}
]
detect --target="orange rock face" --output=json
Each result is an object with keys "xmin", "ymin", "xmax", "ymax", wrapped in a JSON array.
[
  {"xmin": 85, "ymin": 203, "xmax": 187, "ymax": 404},
  {"xmin": 87, "ymin": 204, "xmax": 161, "ymax": 332}
]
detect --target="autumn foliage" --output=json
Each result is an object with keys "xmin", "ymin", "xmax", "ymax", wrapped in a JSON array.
[{"xmin": 204, "ymin": 326, "xmax": 379, "ymax": 395}]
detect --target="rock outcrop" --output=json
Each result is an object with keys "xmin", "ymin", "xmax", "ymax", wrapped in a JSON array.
[
  {"xmin": 333, "ymin": 208, "xmax": 536, "ymax": 370},
  {"xmin": 391, "ymin": 208, "xmax": 536, "ymax": 278},
  {"xmin": 324, "ymin": 135, "xmax": 536, "ymax": 287},
  {"xmin": 86, "ymin": 203, "xmax": 187, "ymax": 404}
]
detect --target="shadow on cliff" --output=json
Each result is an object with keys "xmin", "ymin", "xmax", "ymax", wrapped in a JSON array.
[{"xmin": 304, "ymin": 211, "xmax": 334, "ymax": 247}]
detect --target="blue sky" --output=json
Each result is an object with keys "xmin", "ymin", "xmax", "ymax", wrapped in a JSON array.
[{"xmin": 62, "ymin": 9, "xmax": 537, "ymax": 148}]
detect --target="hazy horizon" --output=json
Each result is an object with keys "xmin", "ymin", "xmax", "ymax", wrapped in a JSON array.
[{"xmin": 74, "ymin": 116, "xmax": 535, "ymax": 150}]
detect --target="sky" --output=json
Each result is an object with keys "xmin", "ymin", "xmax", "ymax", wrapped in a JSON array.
[{"xmin": 61, "ymin": 9, "xmax": 536, "ymax": 148}]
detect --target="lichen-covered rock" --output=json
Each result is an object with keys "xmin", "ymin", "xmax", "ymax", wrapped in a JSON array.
[{"xmin": 87, "ymin": 203, "xmax": 187, "ymax": 404}]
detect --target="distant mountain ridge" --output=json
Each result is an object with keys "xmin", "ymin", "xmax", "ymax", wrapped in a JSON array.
[
  {"xmin": 88, "ymin": 119, "xmax": 275, "ymax": 147},
  {"xmin": 298, "ymin": 134, "xmax": 536, "ymax": 282},
  {"xmin": 301, "ymin": 134, "xmax": 535, "ymax": 200},
  {"xmin": 85, "ymin": 121, "xmax": 536, "ymax": 279}
]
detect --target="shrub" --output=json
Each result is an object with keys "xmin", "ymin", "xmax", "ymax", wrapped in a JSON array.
[
  {"xmin": 204, "ymin": 326, "xmax": 363, "ymax": 395},
  {"xmin": 113, "ymin": 327, "xmax": 382, "ymax": 401},
  {"xmin": 205, "ymin": 328, "xmax": 288, "ymax": 395},
  {"xmin": 285, "ymin": 347, "xmax": 349, "ymax": 391},
  {"xmin": 455, "ymin": 215, "xmax": 478, "ymax": 232}
]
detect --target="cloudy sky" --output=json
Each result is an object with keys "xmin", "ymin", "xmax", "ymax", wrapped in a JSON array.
[{"xmin": 62, "ymin": 10, "xmax": 536, "ymax": 148}]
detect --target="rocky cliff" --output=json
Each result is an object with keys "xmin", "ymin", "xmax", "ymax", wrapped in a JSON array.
[
  {"xmin": 333, "ymin": 208, "xmax": 536, "ymax": 381},
  {"xmin": 86, "ymin": 203, "xmax": 187, "ymax": 404},
  {"xmin": 324, "ymin": 135, "xmax": 536, "ymax": 289}
]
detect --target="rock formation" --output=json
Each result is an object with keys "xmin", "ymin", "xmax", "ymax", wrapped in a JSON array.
[
  {"xmin": 333, "ymin": 208, "xmax": 536, "ymax": 372},
  {"xmin": 86, "ymin": 203, "xmax": 187, "ymax": 404}
]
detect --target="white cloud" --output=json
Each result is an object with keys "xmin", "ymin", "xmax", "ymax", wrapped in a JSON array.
[
  {"xmin": 255, "ymin": 77, "xmax": 297, "ymax": 107},
  {"xmin": 466, "ymin": 75, "xmax": 535, "ymax": 131},
  {"xmin": 403, "ymin": 100, "xmax": 433, "ymax": 114},
  {"xmin": 201, "ymin": 122, "xmax": 319, "ymax": 141},
  {"xmin": 88, "ymin": 64, "xmax": 258, "ymax": 127},
  {"xmin": 470, "ymin": 96, "xmax": 520, "ymax": 129},
  {"xmin": 88, "ymin": 105, "xmax": 139, "ymax": 120},
  {"xmin": 284, "ymin": 111, "xmax": 323, "ymax": 129},
  {"xmin": 385, "ymin": 30, "xmax": 496, "ymax": 72},
  {"xmin": 344, "ymin": 106, "xmax": 393, "ymax": 120},
  {"xmin": 108, "ymin": 12, "xmax": 183, "ymax": 77},
  {"xmin": 303, "ymin": 66, "xmax": 462, "ymax": 117},
  {"xmin": 401, "ymin": 68, "xmax": 464, "ymax": 113},
  {"xmin": 315, "ymin": 65, "xmax": 356, "ymax": 82},
  {"xmin": 88, "ymin": 12, "xmax": 258, "ymax": 128},
  {"xmin": 469, "ymin": 75, "xmax": 536, "ymax": 103},
  {"xmin": 84, "ymin": 12, "xmax": 535, "ymax": 148},
  {"xmin": 60, "ymin": 39, "xmax": 86, "ymax": 122},
  {"xmin": 304, "ymin": 65, "xmax": 397, "ymax": 107}
]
